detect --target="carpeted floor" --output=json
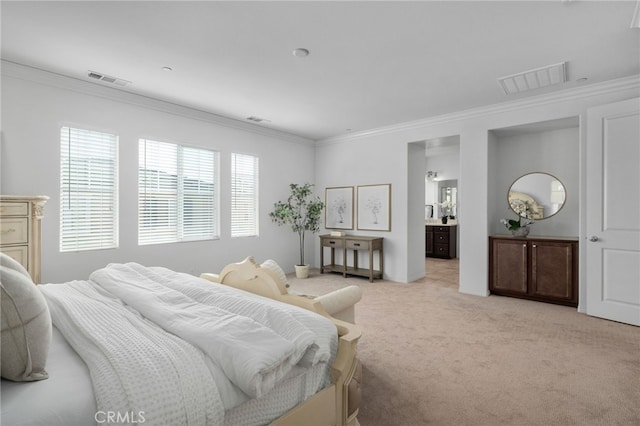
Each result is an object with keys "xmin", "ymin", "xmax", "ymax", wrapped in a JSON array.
[{"xmin": 287, "ymin": 260, "xmax": 640, "ymax": 426}]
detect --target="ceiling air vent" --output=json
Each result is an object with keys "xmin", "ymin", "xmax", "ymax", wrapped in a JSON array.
[
  {"xmin": 498, "ymin": 62, "xmax": 566, "ymax": 95},
  {"xmin": 87, "ymin": 70, "xmax": 131, "ymax": 86},
  {"xmin": 246, "ymin": 116, "xmax": 271, "ymax": 123}
]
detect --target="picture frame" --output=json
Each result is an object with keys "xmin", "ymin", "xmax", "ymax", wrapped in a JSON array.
[
  {"xmin": 357, "ymin": 184, "xmax": 391, "ymax": 231},
  {"xmin": 325, "ymin": 186, "xmax": 354, "ymax": 230}
]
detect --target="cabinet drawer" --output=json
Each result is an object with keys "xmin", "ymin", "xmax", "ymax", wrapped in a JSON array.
[
  {"xmin": 1, "ymin": 218, "xmax": 29, "ymax": 244},
  {"xmin": 433, "ymin": 226, "xmax": 450, "ymax": 233},
  {"xmin": 346, "ymin": 240, "xmax": 370, "ymax": 250},
  {"xmin": 0, "ymin": 246, "xmax": 28, "ymax": 269},
  {"xmin": 435, "ymin": 244, "xmax": 450, "ymax": 255},
  {"xmin": 322, "ymin": 238, "xmax": 344, "ymax": 248},
  {"xmin": 0, "ymin": 202, "xmax": 29, "ymax": 217},
  {"xmin": 435, "ymin": 232, "xmax": 449, "ymax": 243}
]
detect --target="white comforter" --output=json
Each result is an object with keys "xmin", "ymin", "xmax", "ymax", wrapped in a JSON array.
[{"xmin": 40, "ymin": 262, "xmax": 337, "ymax": 425}]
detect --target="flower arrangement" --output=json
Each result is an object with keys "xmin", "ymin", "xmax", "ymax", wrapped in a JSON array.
[
  {"xmin": 501, "ymin": 199, "xmax": 534, "ymax": 236},
  {"xmin": 438, "ymin": 200, "xmax": 456, "ymax": 218},
  {"xmin": 500, "ymin": 216, "xmax": 534, "ymax": 231}
]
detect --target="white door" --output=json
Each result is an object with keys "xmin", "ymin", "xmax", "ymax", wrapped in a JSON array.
[{"xmin": 586, "ymin": 97, "xmax": 640, "ymax": 326}]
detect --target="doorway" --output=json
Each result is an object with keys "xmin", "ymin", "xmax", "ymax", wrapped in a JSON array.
[{"xmin": 424, "ymin": 135, "xmax": 460, "ymax": 288}]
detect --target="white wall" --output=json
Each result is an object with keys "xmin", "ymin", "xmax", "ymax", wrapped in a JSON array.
[
  {"xmin": 491, "ymin": 127, "xmax": 580, "ymax": 237},
  {"xmin": 407, "ymin": 142, "xmax": 426, "ymax": 282},
  {"xmin": 1, "ymin": 65, "xmax": 317, "ymax": 282},
  {"xmin": 315, "ymin": 77, "xmax": 639, "ymax": 303}
]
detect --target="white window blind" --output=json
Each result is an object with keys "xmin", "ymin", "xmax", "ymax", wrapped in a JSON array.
[
  {"xmin": 60, "ymin": 126, "xmax": 118, "ymax": 252},
  {"xmin": 138, "ymin": 139, "xmax": 218, "ymax": 245},
  {"xmin": 231, "ymin": 153, "xmax": 259, "ymax": 237}
]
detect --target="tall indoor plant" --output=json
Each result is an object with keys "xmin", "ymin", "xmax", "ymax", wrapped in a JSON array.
[{"xmin": 269, "ymin": 183, "xmax": 324, "ymax": 278}]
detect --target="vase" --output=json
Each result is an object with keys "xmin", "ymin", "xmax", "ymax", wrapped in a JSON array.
[
  {"xmin": 295, "ymin": 264, "xmax": 310, "ymax": 279},
  {"xmin": 511, "ymin": 226, "xmax": 530, "ymax": 237},
  {"xmin": 441, "ymin": 216, "xmax": 448, "ymax": 224}
]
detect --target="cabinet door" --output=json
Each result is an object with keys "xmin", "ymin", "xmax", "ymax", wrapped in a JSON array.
[
  {"xmin": 425, "ymin": 227, "xmax": 433, "ymax": 256},
  {"xmin": 490, "ymin": 239, "xmax": 528, "ymax": 294},
  {"xmin": 530, "ymin": 241, "xmax": 576, "ymax": 303}
]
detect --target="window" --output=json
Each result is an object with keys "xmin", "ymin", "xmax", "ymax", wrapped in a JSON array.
[
  {"xmin": 138, "ymin": 139, "xmax": 218, "ymax": 245},
  {"xmin": 231, "ymin": 153, "xmax": 259, "ymax": 237},
  {"xmin": 60, "ymin": 126, "xmax": 118, "ymax": 252}
]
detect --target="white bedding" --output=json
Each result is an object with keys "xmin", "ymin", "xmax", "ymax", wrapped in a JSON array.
[
  {"xmin": 1, "ymin": 327, "xmax": 334, "ymax": 426},
  {"xmin": 1, "ymin": 263, "xmax": 338, "ymax": 425}
]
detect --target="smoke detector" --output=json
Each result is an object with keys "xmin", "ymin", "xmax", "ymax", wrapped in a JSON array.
[
  {"xmin": 87, "ymin": 70, "xmax": 131, "ymax": 86},
  {"xmin": 498, "ymin": 62, "xmax": 566, "ymax": 95}
]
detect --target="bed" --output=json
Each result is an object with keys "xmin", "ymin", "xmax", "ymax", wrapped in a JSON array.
[{"xmin": 1, "ymin": 255, "xmax": 361, "ymax": 426}]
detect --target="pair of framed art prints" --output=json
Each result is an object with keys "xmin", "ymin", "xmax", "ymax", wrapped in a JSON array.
[{"xmin": 324, "ymin": 184, "xmax": 391, "ymax": 232}]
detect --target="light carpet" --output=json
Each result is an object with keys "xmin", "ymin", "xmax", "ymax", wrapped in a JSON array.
[{"xmin": 287, "ymin": 270, "xmax": 640, "ymax": 426}]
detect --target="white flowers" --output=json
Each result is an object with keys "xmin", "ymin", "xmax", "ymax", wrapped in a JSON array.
[
  {"xmin": 501, "ymin": 217, "xmax": 534, "ymax": 231},
  {"xmin": 438, "ymin": 200, "xmax": 456, "ymax": 217}
]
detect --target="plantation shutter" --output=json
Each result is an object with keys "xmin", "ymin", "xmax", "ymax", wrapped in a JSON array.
[
  {"xmin": 60, "ymin": 126, "xmax": 118, "ymax": 252},
  {"xmin": 138, "ymin": 139, "xmax": 217, "ymax": 245},
  {"xmin": 231, "ymin": 153, "xmax": 259, "ymax": 237}
]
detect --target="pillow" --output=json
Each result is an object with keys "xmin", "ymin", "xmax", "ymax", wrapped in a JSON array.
[
  {"xmin": 260, "ymin": 259, "xmax": 290, "ymax": 288},
  {"xmin": 0, "ymin": 252, "xmax": 31, "ymax": 279},
  {"xmin": 1, "ymin": 265, "xmax": 52, "ymax": 382}
]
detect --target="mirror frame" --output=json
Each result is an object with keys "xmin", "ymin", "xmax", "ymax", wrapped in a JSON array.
[{"xmin": 508, "ymin": 172, "xmax": 566, "ymax": 220}]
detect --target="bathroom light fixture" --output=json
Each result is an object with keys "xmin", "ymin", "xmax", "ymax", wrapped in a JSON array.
[{"xmin": 427, "ymin": 171, "xmax": 439, "ymax": 181}]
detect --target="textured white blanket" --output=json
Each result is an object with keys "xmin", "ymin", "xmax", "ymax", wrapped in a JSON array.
[
  {"xmin": 40, "ymin": 281, "xmax": 225, "ymax": 426},
  {"xmin": 40, "ymin": 263, "xmax": 337, "ymax": 424},
  {"xmin": 89, "ymin": 262, "xmax": 330, "ymax": 398}
]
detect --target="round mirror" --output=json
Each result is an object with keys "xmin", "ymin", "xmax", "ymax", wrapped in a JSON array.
[{"xmin": 508, "ymin": 172, "xmax": 566, "ymax": 220}]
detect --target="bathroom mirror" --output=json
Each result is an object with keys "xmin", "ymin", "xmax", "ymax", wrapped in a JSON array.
[{"xmin": 508, "ymin": 172, "xmax": 566, "ymax": 220}]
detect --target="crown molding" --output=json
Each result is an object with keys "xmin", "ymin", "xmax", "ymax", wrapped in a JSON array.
[
  {"xmin": 318, "ymin": 75, "xmax": 640, "ymax": 146},
  {"xmin": 0, "ymin": 60, "xmax": 315, "ymax": 146}
]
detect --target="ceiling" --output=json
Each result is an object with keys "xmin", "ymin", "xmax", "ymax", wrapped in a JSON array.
[{"xmin": 2, "ymin": 1, "xmax": 638, "ymax": 141}]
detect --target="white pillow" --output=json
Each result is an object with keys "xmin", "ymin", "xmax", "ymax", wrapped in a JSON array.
[
  {"xmin": 1, "ymin": 263, "xmax": 52, "ymax": 382},
  {"xmin": 260, "ymin": 259, "xmax": 290, "ymax": 288},
  {"xmin": 0, "ymin": 252, "xmax": 31, "ymax": 279}
]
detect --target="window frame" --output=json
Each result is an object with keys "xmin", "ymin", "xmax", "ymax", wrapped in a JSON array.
[
  {"xmin": 138, "ymin": 138, "xmax": 219, "ymax": 246},
  {"xmin": 231, "ymin": 152, "xmax": 259, "ymax": 238},
  {"xmin": 59, "ymin": 125, "xmax": 119, "ymax": 252}
]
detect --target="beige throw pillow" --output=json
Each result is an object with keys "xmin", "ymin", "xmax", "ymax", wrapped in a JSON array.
[
  {"xmin": 260, "ymin": 259, "xmax": 290, "ymax": 288},
  {"xmin": 1, "ymin": 263, "xmax": 51, "ymax": 382}
]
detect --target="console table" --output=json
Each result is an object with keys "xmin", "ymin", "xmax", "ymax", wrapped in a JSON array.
[{"xmin": 319, "ymin": 235, "xmax": 383, "ymax": 282}]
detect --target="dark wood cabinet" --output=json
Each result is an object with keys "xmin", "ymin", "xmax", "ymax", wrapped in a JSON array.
[
  {"xmin": 489, "ymin": 235, "xmax": 578, "ymax": 307},
  {"xmin": 425, "ymin": 225, "xmax": 457, "ymax": 259}
]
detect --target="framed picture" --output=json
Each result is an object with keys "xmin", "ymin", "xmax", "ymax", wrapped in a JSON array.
[
  {"xmin": 357, "ymin": 184, "xmax": 391, "ymax": 231},
  {"xmin": 325, "ymin": 186, "xmax": 354, "ymax": 229}
]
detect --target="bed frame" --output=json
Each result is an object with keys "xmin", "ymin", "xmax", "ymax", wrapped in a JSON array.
[{"xmin": 200, "ymin": 256, "xmax": 362, "ymax": 426}]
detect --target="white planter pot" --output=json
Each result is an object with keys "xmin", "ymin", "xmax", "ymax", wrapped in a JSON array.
[{"xmin": 295, "ymin": 264, "xmax": 310, "ymax": 279}]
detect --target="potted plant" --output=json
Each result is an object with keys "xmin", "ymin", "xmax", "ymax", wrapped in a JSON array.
[
  {"xmin": 501, "ymin": 199, "xmax": 535, "ymax": 237},
  {"xmin": 269, "ymin": 183, "xmax": 324, "ymax": 278}
]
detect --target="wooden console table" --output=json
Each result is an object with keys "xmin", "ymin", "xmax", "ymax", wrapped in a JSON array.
[{"xmin": 319, "ymin": 234, "xmax": 383, "ymax": 282}]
